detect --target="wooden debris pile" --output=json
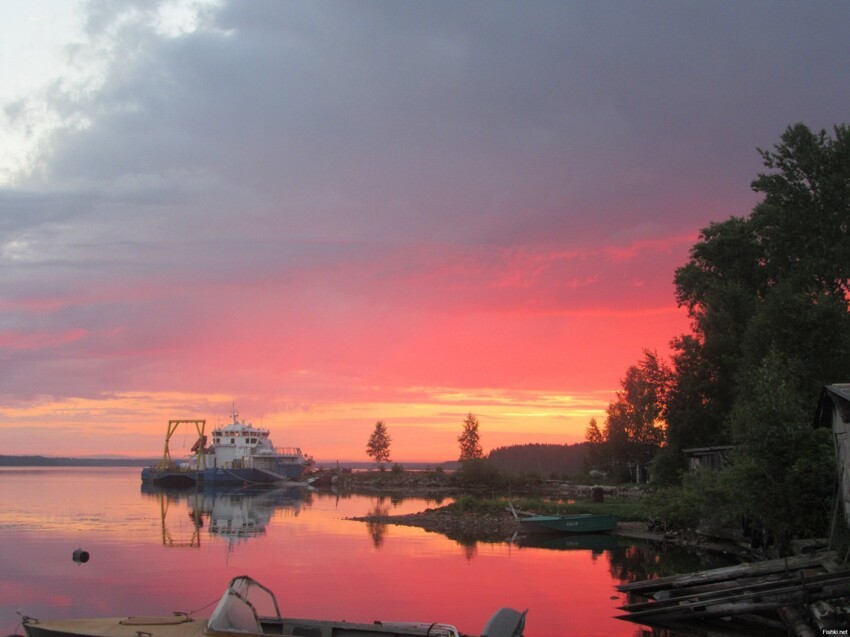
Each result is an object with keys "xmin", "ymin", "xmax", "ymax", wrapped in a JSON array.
[{"xmin": 617, "ymin": 552, "xmax": 850, "ymax": 636}]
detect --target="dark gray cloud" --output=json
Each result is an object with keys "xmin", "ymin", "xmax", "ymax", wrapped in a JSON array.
[
  {"xmin": 1, "ymin": 0, "xmax": 848, "ymax": 413},
  {"xmin": 23, "ymin": 1, "xmax": 850, "ymax": 249}
]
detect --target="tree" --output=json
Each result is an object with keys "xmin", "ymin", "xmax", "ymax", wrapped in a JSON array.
[
  {"xmin": 750, "ymin": 123, "xmax": 850, "ymax": 296},
  {"xmin": 669, "ymin": 216, "xmax": 763, "ymax": 449},
  {"xmin": 653, "ymin": 122, "xmax": 849, "ymax": 543},
  {"xmin": 458, "ymin": 412, "xmax": 483, "ymax": 462},
  {"xmin": 366, "ymin": 420, "xmax": 391, "ymax": 468},
  {"xmin": 584, "ymin": 417, "xmax": 608, "ymax": 476},
  {"xmin": 725, "ymin": 349, "xmax": 835, "ymax": 546},
  {"xmin": 584, "ymin": 350, "xmax": 670, "ymax": 481},
  {"xmin": 668, "ymin": 123, "xmax": 850, "ymax": 457},
  {"xmin": 585, "ymin": 417, "xmax": 603, "ymax": 444},
  {"xmin": 607, "ymin": 350, "xmax": 670, "ymax": 480}
]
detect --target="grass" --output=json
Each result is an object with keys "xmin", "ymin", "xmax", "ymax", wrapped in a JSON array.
[{"xmin": 446, "ymin": 494, "xmax": 649, "ymax": 522}]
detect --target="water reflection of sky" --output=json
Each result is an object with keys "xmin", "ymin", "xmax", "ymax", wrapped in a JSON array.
[{"xmin": 1, "ymin": 468, "xmax": 721, "ymax": 637}]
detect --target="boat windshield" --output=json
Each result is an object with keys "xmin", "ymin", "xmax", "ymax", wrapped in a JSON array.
[{"xmin": 208, "ymin": 576, "xmax": 281, "ymax": 634}]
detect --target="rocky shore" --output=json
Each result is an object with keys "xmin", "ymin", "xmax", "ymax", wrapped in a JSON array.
[
  {"xmin": 349, "ymin": 507, "xmax": 662, "ymax": 542},
  {"xmin": 336, "ymin": 470, "xmax": 752, "ymax": 557},
  {"xmin": 349, "ymin": 506, "xmax": 521, "ymax": 542},
  {"xmin": 348, "ymin": 505, "xmax": 749, "ymax": 558},
  {"xmin": 332, "ymin": 469, "xmax": 457, "ymax": 495}
]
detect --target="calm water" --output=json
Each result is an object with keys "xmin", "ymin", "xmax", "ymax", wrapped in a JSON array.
[{"xmin": 0, "ymin": 468, "xmax": 725, "ymax": 637}]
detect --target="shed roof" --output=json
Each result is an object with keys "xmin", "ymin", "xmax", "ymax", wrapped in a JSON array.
[
  {"xmin": 814, "ymin": 384, "xmax": 850, "ymax": 428},
  {"xmin": 682, "ymin": 446, "xmax": 734, "ymax": 456}
]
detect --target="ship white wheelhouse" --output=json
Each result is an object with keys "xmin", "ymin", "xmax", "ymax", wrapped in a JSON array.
[{"xmin": 205, "ymin": 410, "xmax": 309, "ymax": 471}]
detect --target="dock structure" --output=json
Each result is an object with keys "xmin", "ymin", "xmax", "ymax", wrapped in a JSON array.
[{"xmin": 616, "ymin": 551, "xmax": 850, "ymax": 636}]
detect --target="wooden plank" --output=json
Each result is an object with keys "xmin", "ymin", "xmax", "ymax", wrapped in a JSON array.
[
  {"xmin": 821, "ymin": 554, "xmax": 844, "ymax": 573},
  {"xmin": 617, "ymin": 553, "xmax": 832, "ymax": 594},
  {"xmin": 630, "ymin": 613, "xmax": 795, "ymax": 637},
  {"xmin": 619, "ymin": 579, "xmax": 850, "ymax": 622},
  {"xmin": 629, "ymin": 617, "xmax": 777, "ymax": 637},
  {"xmin": 646, "ymin": 572, "xmax": 788, "ymax": 599},
  {"xmin": 622, "ymin": 574, "xmax": 850, "ymax": 617},
  {"xmin": 620, "ymin": 569, "xmax": 850, "ymax": 613},
  {"xmin": 777, "ymin": 606, "xmax": 817, "ymax": 637}
]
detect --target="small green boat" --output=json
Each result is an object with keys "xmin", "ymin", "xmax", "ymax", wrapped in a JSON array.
[{"xmin": 510, "ymin": 503, "xmax": 618, "ymax": 534}]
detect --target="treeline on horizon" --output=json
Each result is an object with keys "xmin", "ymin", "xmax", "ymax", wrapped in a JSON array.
[
  {"xmin": 2, "ymin": 451, "xmax": 591, "ymax": 472},
  {"xmin": 486, "ymin": 442, "xmax": 590, "ymax": 477},
  {"xmin": 584, "ymin": 122, "xmax": 850, "ymax": 551}
]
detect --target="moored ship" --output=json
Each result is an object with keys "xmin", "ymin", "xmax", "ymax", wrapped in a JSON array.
[{"xmin": 141, "ymin": 409, "xmax": 312, "ymax": 487}]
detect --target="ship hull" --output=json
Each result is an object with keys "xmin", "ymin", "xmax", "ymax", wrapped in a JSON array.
[{"xmin": 141, "ymin": 464, "xmax": 306, "ymax": 487}]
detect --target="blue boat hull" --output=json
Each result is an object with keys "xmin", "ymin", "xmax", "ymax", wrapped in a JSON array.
[{"xmin": 141, "ymin": 464, "xmax": 306, "ymax": 487}]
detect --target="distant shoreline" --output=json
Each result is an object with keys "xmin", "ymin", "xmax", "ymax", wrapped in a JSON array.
[
  {"xmin": 0, "ymin": 455, "xmax": 156, "ymax": 467},
  {"xmin": 0, "ymin": 455, "xmax": 458, "ymax": 470}
]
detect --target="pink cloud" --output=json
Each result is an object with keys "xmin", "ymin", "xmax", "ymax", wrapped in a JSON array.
[
  {"xmin": 602, "ymin": 233, "xmax": 698, "ymax": 262},
  {"xmin": 0, "ymin": 328, "xmax": 88, "ymax": 350}
]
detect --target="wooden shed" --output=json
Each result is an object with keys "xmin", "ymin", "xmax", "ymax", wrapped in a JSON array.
[
  {"xmin": 814, "ymin": 383, "xmax": 850, "ymax": 531},
  {"xmin": 682, "ymin": 446, "xmax": 734, "ymax": 473}
]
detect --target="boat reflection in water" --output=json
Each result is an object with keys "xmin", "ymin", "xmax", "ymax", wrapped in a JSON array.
[
  {"xmin": 513, "ymin": 533, "xmax": 619, "ymax": 555},
  {"xmin": 141, "ymin": 483, "xmax": 311, "ymax": 550}
]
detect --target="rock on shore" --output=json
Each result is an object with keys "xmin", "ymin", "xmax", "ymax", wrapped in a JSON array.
[{"xmin": 349, "ymin": 507, "xmax": 521, "ymax": 541}]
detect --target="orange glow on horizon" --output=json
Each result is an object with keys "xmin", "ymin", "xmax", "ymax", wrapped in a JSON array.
[
  {"xmin": 0, "ymin": 294, "xmax": 690, "ymax": 462},
  {"xmin": 0, "ymin": 235, "xmax": 693, "ymax": 463},
  {"xmin": 0, "ymin": 387, "xmax": 616, "ymax": 462}
]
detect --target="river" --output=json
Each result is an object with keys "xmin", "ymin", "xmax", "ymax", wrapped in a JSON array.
[{"xmin": 0, "ymin": 467, "xmax": 727, "ymax": 637}]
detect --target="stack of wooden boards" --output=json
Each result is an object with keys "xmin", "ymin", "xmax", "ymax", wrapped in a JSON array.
[{"xmin": 617, "ymin": 551, "xmax": 850, "ymax": 636}]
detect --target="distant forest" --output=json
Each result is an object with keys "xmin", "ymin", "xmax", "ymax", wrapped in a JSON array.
[
  {"xmin": 0, "ymin": 455, "xmax": 154, "ymax": 467},
  {"xmin": 486, "ymin": 442, "xmax": 590, "ymax": 477},
  {"xmin": 0, "ymin": 451, "xmax": 591, "ymax": 473}
]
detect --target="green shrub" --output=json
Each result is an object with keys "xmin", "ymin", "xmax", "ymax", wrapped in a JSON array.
[
  {"xmin": 648, "ymin": 471, "xmax": 736, "ymax": 531},
  {"xmin": 451, "ymin": 459, "xmax": 507, "ymax": 490},
  {"xmin": 650, "ymin": 447, "xmax": 687, "ymax": 487}
]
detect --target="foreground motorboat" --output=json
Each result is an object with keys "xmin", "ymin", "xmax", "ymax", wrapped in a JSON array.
[{"xmin": 21, "ymin": 576, "xmax": 527, "ymax": 637}]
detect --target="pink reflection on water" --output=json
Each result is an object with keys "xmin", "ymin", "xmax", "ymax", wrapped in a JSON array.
[{"xmin": 1, "ymin": 468, "xmax": 665, "ymax": 637}]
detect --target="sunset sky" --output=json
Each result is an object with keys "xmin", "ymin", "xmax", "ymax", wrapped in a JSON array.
[{"xmin": 1, "ymin": 1, "xmax": 849, "ymax": 462}]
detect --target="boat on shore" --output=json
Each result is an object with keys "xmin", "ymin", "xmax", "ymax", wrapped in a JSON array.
[
  {"xmin": 509, "ymin": 503, "xmax": 618, "ymax": 534},
  {"xmin": 141, "ymin": 409, "xmax": 312, "ymax": 488},
  {"xmin": 21, "ymin": 575, "xmax": 527, "ymax": 637}
]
